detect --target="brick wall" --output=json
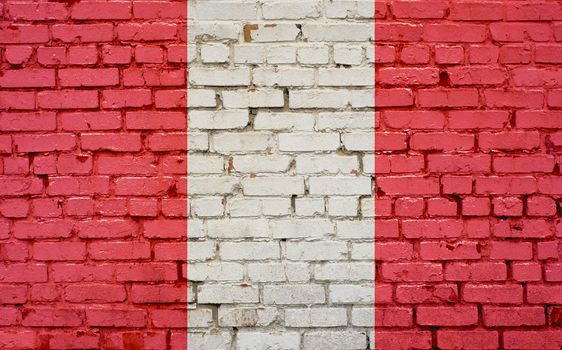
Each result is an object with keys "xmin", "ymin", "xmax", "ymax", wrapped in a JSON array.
[
  {"xmin": 0, "ymin": 1, "xmax": 187, "ymax": 349},
  {"xmin": 187, "ymin": 1, "xmax": 374, "ymax": 349},
  {"xmin": 376, "ymin": 1, "xmax": 562, "ymax": 349}
]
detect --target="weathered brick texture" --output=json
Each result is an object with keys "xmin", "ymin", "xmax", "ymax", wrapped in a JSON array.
[
  {"xmin": 0, "ymin": 1, "xmax": 187, "ymax": 349},
  {"xmin": 376, "ymin": 1, "xmax": 562, "ymax": 349},
  {"xmin": 188, "ymin": 1, "xmax": 374, "ymax": 349}
]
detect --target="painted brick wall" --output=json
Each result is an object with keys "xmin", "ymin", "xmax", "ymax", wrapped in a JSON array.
[
  {"xmin": 376, "ymin": 1, "xmax": 562, "ymax": 349},
  {"xmin": 187, "ymin": 1, "xmax": 374, "ymax": 348},
  {"xmin": 0, "ymin": 1, "xmax": 187, "ymax": 349}
]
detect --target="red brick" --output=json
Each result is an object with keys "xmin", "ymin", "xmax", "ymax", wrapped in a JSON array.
[
  {"xmin": 0, "ymin": 25, "xmax": 49, "ymax": 44},
  {"xmin": 450, "ymin": 1, "xmax": 503, "ymax": 21},
  {"xmin": 116, "ymin": 23, "xmax": 177, "ymax": 41},
  {"xmin": 38, "ymin": 90, "xmax": 99, "ymax": 109},
  {"xmin": 22, "ymin": 308, "xmax": 82, "ymax": 327},
  {"xmin": 437, "ymin": 330, "xmax": 499, "ymax": 350},
  {"xmin": 416, "ymin": 306, "xmax": 478, "ymax": 326},
  {"xmin": 52, "ymin": 24, "xmax": 114, "ymax": 43},
  {"xmin": 71, "ymin": 2, "xmax": 131, "ymax": 20},
  {"xmin": 423, "ymin": 24, "xmax": 487, "ymax": 42},
  {"xmin": 418, "ymin": 89, "xmax": 479, "ymax": 108},
  {"xmin": 0, "ymin": 69, "xmax": 55, "ymax": 88},
  {"xmin": 65, "ymin": 284, "xmax": 126, "ymax": 303},
  {"xmin": 375, "ymin": 307, "xmax": 413, "ymax": 327},
  {"xmin": 381, "ymin": 262, "xmax": 443, "ymax": 282},
  {"xmin": 384, "ymin": 111, "xmax": 445, "ymax": 130},
  {"xmin": 6, "ymin": 3, "xmax": 67, "ymax": 21},
  {"xmin": 463, "ymin": 283, "xmax": 523, "ymax": 304},
  {"xmin": 490, "ymin": 23, "xmax": 551, "ymax": 42},
  {"xmin": 89, "ymin": 242, "xmax": 151, "ymax": 261},
  {"xmin": 375, "ymin": 331, "xmax": 432, "ymax": 350},
  {"xmin": 86, "ymin": 308, "xmax": 146, "ymax": 327},
  {"xmin": 34, "ymin": 242, "xmax": 86, "ymax": 261}
]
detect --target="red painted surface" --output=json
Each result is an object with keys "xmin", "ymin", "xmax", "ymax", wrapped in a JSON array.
[
  {"xmin": 0, "ymin": 1, "xmax": 187, "ymax": 348},
  {"xmin": 376, "ymin": 1, "xmax": 562, "ymax": 349}
]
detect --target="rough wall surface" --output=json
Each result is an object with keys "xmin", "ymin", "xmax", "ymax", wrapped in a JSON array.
[
  {"xmin": 0, "ymin": 1, "xmax": 187, "ymax": 349},
  {"xmin": 376, "ymin": 1, "xmax": 562, "ymax": 349},
  {"xmin": 187, "ymin": 0, "xmax": 374, "ymax": 348}
]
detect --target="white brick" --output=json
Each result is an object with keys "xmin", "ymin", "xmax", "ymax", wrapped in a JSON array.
[
  {"xmin": 296, "ymin": 155, "xmax": 358, "ymax": 174},
  {"xmin": 343, "ymin": 132, "xmax": 375, "ymax": 151},
  {"xmin": 197, "ymin": 284, "xmax": 259, "ymax": 304},
  {"xmin": 187, "ymin": 241, "xmax": 215, "ymax": 262},
  {"xmin": 361, "ymin": 197, "xmax": 375, "ymax": 217},
  {"xmin": 351, "ymin": 89, "xmax": 374, "ymax": 107},
  {"xmin": 314, "ymin": 262, "xmax": 375, "ymax": 281},
  {"xmin": 232, "ymin": 155, "xmax": 291, "ymax": 173},
  {"xmin": 351, "ymin": 307, "xmax": 374, "ymax": 327},
  {"xmin": 222, "ymin": 89, "xmax": 284, "ymax": 108},
  {"xmin": 218, "ymin": 306, "xmax": 277, "ymax": 327},
  {"xmin": 237, "ymin": 332, "xmax": 300, "ymax": 350},
  {"xmin": 263, "ymin": 284, "xmax": 325, "ymax": 304},
  {"xmin": 302, "ymin": 23, "xmax": 373, "ymax": 41},
  {"xmin": 337, "ymin": 220, "xmax": 374, "ymax": 239},
  {"xmin": 303, "ymin": 331, "xmax": 367, "ymax": 350},
  {"xmin": 189, "ymin": 0, "xmax": 375, "ymax": 340},
  {"xmin": 188, "ymin": 177, "xmax": 238, "ymax": 195},
  {"xmin": 262, "ymin": 1, "xmax": 321, "ymax": 19},
  {"xmin": 188, "ymin": 155, "xmax": 224, "ymax": 174},
  {"xmin": 253, "ymin": 67, "xmax": 315, "ymax": 87},
  {"xmin": 219, "ymin": 242, "xmax": 280, "ymax": 260},
  {"xmin": 200, "ymin": 43, "xmax": 229, "ymax": 63},
  {"xmin": 188, "ymin": 331, "xmax": 232, "ymax": 350},
  {"xmin": 234, "ymin": 44, "xmax": 265, "ymax": 64},
  {"xmin": 334, "ymin": 44, "xmax": 363, "ymax": 65},
  {"xmin": 193, "ymin": 2, "xmax": 258, "ymax": 21},
  {"xmin": 242, "ymin": 177, "xmax": 305, "ymax": 196},
  {"xmin": 319, "ymin": 68, "xmax": 374, "ymax": 86},
  {"xmin": 363, "ymin": 154, "xmax": 374, "ymax": 174},
  {"xmin": 247, "ymin": 262, "xmax": 310, "ymax": 282},
  {"xmin": 187, "ymin": 219, "xmax": 205, "ymax": 238},
  {"xmin": 247, "ymin": 24, "xmax": 300, "ymax": 43},
  {"xmin": 188, "ymin": 22, "xmax": 240, "ymax": 41},
  {"xmin": 329, "ymin": 284, "xmax": 374, "ymax": 304},
  {"xmin": 207, "ymin": 219, "xmax": 269, "ymax": 238},
  {"xmin": 291, "ymin": 89, "xmax": 376, "ymax": 109},
  {"xmin": 278, "ymin": 133, "xmax": 340, "ymax": 152},
  {"xmin": 270, "ymin": 219, "xmax": 333, "ymax": 239},
  {"xmin": 189, "ymin": 67, "xmax": 250, "ymax": 86},
  {"xmin": 227, "ymin": 198, "xmax": 262, "ymax": 217},
  {"xmin": 309, "ymin": 177, "xmax": 372, "ymax": 195},
  {"xmin": 295, "ymin": 198, "xmax": 325, "ymax": 216},
  {"xmin": 262, "ymin": 198, "xmax": 292, "ymax": 216},
  {"xmin": 212, "ymin": 132, "xmax": 271, "ymax": 153},
  {"xmin": 297, "ymin": 45, "xmax": 329, "ymax": 64},
  {"xmin": 254, "ymin": 112, "xmax": 315, "ymax": 131},
  {"xmin": 267, "ymin": 45, "xmax": 297, "ymax": 64},
  {"xmin": 189, "ymin": 262, "xmax": 244, "ymax": 281},
  {"xmin": 328, "ymin": 196, "xmax": 358, "ymax": 216},
  {"xmin": 287, "ymin": 241, "xmax": 348, "ymax": 261},
  {"xmin": 189, "ymin": 110, "xmax": 249, "ymax": 130},
  {"xmin": 187, "ymin": 44, "xmax": 196, "ymax": 63},
  {"xmin": 325, "ymin": 0, "xmax": 374, "ymax": 18},
  {"xmin": 366, "ymin": 44, "xmax": 375, "ymax": 63},
  {"xmin": 351, "ymin": 242, "xmax": 374, "ymax": 260},
  {"xmin": 188, "ymin": 89, "xmax": 216, "ymax": 108},
  {"xmin": 188, "ymin": 308, "xmax": 214, "ymax": 328},
  {"xmin": 227, "ymin": 197, "xmax": 291, "ymax": 217},
  {"xmin": 285, "ymin": 308, "xmax": 347, "ymax": 327},
  {"xmin": 187, "ymin": 132, "xmax": 209, "ymax": 151},
  {"xmin": 191, "ymin": 197, "xmax": 224, "ymax": 217},
  {"xmin": 316, "ymin": 112, "xmax": 374, "ymax": 130}
]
